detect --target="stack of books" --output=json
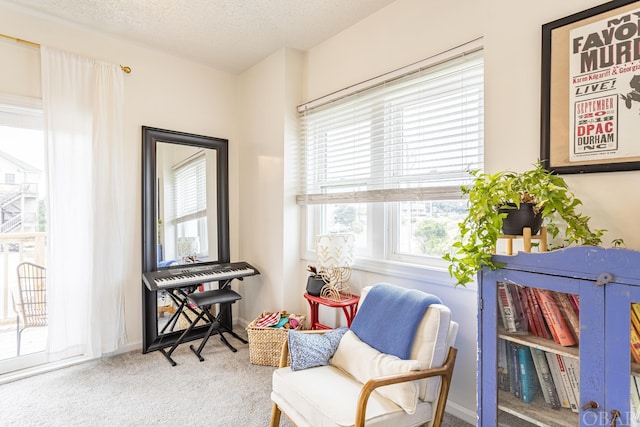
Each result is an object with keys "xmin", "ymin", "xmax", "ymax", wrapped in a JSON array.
[
  {"xmin": 497, "ymin": 282, "xmax": 580, "ymax": 410},
  {"xmin": 497, "ymin": 282, "xmax": 579, "ymax": 346}
]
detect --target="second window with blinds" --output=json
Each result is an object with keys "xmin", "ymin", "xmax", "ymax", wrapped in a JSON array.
[{"xmin": 298, "ymin": 43, "xmax": 484, "ymax": 269}]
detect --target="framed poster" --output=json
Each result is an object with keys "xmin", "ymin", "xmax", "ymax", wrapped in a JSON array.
[{"xmin": 541, "ymin": 0, "xmax": 640, "ymax": 173}]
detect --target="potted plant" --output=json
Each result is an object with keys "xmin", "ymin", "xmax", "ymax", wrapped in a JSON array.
[
  {"xmin": 305, "ymin": 265, "xmax": 325, "ymax": 296},
  {"xmin": 443, "ymin": 161, "xmax": 605, "ymax": 287}
]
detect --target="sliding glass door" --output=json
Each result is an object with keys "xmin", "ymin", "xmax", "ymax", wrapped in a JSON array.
[{"xmin": 0, "ymin": 94, "xmax": 48, "ymax": 374}]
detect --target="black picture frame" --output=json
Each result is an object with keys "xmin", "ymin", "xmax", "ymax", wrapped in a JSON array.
[{"xmin": 541, "ymin": 0, "xmax": 640, "ymax": 173}]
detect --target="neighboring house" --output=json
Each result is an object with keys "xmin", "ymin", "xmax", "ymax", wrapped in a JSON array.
[{"xmin": 0, "ymin": 150, "xmax": 41, "ymax": 234}]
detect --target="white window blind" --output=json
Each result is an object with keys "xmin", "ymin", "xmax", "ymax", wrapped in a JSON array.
[
  {"xmin": 174, "ymin": 154, "xmax": 207, "ymax": 221},
  {"xmin": 297, "ymin": 48, "xmax": 484, "ymax": 205}
]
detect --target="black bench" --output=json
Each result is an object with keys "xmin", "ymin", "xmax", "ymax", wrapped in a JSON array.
[{"xmin": 185, "ymin": 288, "xmax": 248, "ymax": 361}]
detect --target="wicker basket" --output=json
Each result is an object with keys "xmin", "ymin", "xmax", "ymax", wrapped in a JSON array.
[{"xmin": 246, "ymin": 312, "xmax": 305, "ymax": 366}]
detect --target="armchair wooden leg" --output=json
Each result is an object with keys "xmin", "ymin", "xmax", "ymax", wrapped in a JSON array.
[
  {"xmin": 431, "ymin": 347, "xmax": 458, "ymax": 427},
  {"xmin": 270, "ymin": 402, "xmax": 282, "ymax": 427}
]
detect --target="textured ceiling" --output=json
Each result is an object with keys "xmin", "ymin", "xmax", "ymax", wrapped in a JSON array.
[{"xmin": 3, "ymin": 0, "xmax": 396, "ymax": 73}]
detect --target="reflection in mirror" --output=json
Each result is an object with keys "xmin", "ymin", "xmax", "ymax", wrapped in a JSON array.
[
  {"xmin": 142, "ymin": 126, "xmax": 229, "ymax": 354},
  {"xmin": 156, "ymin": 142, "xmax": 218, "ymax": 266}
]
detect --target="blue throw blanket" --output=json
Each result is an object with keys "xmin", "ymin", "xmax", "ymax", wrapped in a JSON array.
[{"xmin": 350, "ymin": 283, "xmax": 442, "ymax": 359}]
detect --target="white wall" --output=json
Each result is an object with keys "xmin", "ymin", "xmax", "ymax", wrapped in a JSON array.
[
  {"xmin": 236, "ymin": 48, "xmax": 304, "ymax": 323},
  {"xmin": 0, "ymin": 3, "xmax": 241, "ymax": 349}
]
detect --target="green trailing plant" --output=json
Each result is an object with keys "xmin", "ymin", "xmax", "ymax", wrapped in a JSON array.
[{"xmin": 443, "ymin": 161, "xmax": 607, "ymax": 287}]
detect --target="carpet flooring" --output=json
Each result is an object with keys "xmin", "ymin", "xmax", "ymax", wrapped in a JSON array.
[{"xmin": 0, "ymin": 328, "xmax": 473, "ymax": 426}]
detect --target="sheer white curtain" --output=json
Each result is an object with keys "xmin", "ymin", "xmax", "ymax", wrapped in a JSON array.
[{"xmin": 41, "ymin": 46, "xmax": 131, "ymax": 359}]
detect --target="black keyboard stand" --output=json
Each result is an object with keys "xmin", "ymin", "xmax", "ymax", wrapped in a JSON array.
[
  {"xmin": 159, "ymin": 287, "xmax": 200, "ymax": 334},
  {"xmin": 158, "ymin": 279, "xmax": 247, "ymax": 366},
  {"xmin": 187, "ymin": 289, "xmax": 248, "ymax": 360}
]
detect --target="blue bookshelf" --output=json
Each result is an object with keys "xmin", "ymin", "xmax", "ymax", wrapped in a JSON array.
[{"xmin": 478, "ymin": 247, "xmax": 640, "ymax": 426}]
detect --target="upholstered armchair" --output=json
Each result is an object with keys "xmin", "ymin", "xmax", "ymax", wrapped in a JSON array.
[{"xmin": 270, "ymin": 283, "xmax": 459, "ymax": 427}]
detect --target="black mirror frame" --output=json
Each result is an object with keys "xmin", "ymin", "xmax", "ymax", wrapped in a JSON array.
[{"xmin": 141, "ymin": 126, "xmax": 230, "ymax": 353}]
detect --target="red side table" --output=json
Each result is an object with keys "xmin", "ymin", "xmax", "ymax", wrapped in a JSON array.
[{"xmin": 303, "ymin": 292, "xmax": 360, "ymax": 330}]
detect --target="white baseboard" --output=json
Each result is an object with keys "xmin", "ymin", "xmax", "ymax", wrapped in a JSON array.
[
  {"xmin": 446, "ymin": 400, "xmax": 477, "ymax": 425},
  {"xmin": 236, "ymin": 317, "xmax": 251, "ymax": 329},
  {"xmin": 109, "ymin": 341, "xmax": 142, "ymax": 355}
]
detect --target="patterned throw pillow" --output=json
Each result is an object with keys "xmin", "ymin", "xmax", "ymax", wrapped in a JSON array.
[{"xmin": 288, "ymin": 327, "xmax": 348, "ymax": 371}]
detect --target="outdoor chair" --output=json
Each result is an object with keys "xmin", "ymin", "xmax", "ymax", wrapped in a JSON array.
[{"xmin": 12, "ymin": 262, "xmax": 47, "ymax": 356}]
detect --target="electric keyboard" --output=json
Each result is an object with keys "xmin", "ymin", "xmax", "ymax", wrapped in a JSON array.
[{"xmin": 143, "ymin": 261, "xmax": 259, "ymax": 291}]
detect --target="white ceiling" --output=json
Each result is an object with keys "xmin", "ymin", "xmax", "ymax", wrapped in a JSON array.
[{"xmin": 3, "ymin": 0, "xmax": 397, "ymax": 73}]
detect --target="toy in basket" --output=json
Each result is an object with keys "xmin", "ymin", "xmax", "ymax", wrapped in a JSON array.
[{"xmin": 247, "ymin": 311, "xmax": 305, "ymax": 366}]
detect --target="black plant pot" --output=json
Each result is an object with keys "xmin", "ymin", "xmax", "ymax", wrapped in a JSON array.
[
  {"xmin": 306, "ymin": 276, "xmax": 325, "ymax": 296},
  {"xmin": 499, "ymin": 203, "xmax": 543, "ymax": 235}
]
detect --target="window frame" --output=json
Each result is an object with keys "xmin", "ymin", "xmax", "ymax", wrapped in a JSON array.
[{"xmin": 300, "ymin": 203, "xmax": 458, "ymax": 287}]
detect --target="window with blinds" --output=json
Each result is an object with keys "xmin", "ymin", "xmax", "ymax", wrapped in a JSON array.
[
  {"xmin": 298, "ymin": 48, "xmax": 483, "ymax": 205},
  {"xmin": 298, "ymin": 45, "xmax": 484, "ymax": 266},
  {"xmin": 173, "ymin": 154, "xmax": 208, "ymax": 256}
]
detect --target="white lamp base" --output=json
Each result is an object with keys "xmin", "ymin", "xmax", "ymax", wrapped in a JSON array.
[
  {"xmin": 320, "ymin": 282, "xmax": 352, "ymax": 301},
  {"xmin": 319, "ymin": 267, "xmax": 352, "ymax": 301}
]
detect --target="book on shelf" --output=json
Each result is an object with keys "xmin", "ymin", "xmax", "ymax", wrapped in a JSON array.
[
  {"xmin": 534, "ymin": 288, "xmax": 577, "ymax": 346},
  {"xmin": 553, "ymin": 291, "xmax": 580, "ymax": 345},
  {"xmin": 509, "ymin": 283, "xmax": 529, "ymax": 333},
  {"xmin": 509, "ymin": 342, "xmax": 522, "ymax": 399},
  {"xmin": 497, "ymin": 282, "xmax": 524, "ymax": 333},
  {"xmin": 632, "ymin": 304, "xmax": 640, "ymax": 364},
  {"xmin": 564, "ymin": 357, "xmax": 580, "ymax": 410},
  {"xmin": 530, "ymin": 347, "xmax": 561, "ymax": 409},
  {"xmin": 555, "ymin": 353, "xmax": 579, "ymax": 413},
  {"xmin": 546, "ymin": 351, "xmax": 571, "ymax": 409},
  {"xmin": 568, "ymin": 294, "xmax": 580, "ymax": 316},
  {"xmin": 631, "ymin": 375, "xmax": 640, "ymax": 427},
  {"xmin": 498, "ymin": 339, "xmax": 510, "ymax": 392},
  {"xmin": 497, "ymin": 282, "xmax": 509, "ymax": 332},
  {"xmin": 632, "ymin": 303, "xmax": 640, "ymax": 326},
  {"xmin": 632, "ymin": 306, "xmax": 640, "ymax": 335},
  {"xmin": 526, "ymin": 286, "xmax": 551, "ymax": 340},
  {"xmin": 518, "ymin": 286, "xmax": 538, "ymax": 337},
  {"xmin": 518, "ymin": 345, "xmax": 540, "ymax": 403},
  {"xmin": 630, "ymin": 312, "xmax": 640, "ymax": 364},
  {"xmin": 506, "ymin": 340, "xmax": 516, "ymax": 394},
  {"xmin": 533, "ymin": 288, "xmax": 560, "ymax": 344}
]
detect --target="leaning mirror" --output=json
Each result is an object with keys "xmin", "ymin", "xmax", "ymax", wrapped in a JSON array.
[{"xmin": 141, "ymin": 126, "xmax": 229, "ymax": 354}]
